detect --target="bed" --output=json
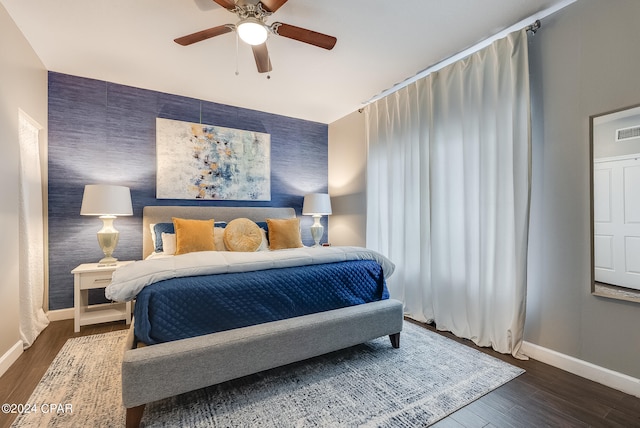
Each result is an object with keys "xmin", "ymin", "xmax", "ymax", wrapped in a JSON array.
[{"xmin": 111, "ymin": 206, "xmax": 404, "ymax": 428}]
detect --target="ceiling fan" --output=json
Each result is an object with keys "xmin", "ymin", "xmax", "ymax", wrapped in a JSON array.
[{"xmin": 174, "ymin": 0, "xmax": 337, "ymax": 73}]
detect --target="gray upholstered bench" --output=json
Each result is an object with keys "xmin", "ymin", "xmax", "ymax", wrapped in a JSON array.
[{"xmin": 122, "ymin": 298, "xmax": 404, "ymax": 427}]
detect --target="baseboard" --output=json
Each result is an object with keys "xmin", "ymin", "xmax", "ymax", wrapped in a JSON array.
[
  {"xmin": 46, "ymin": 307, "xmax": 74, "ymax": 321},
  {"xmin": 0, "ymin": 341, "xmax": 23, "ymax": 378},
  {"xmin": 521, "ymin": 341, "xmax": 640, "ymax": 398},
  {"xmin": 47, "ymin": 303, "xmax": 135, "ymax": 322}
]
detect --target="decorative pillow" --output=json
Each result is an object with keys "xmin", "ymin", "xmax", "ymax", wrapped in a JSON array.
[
  {"xmin": 213, "ymin": 227, "xmax": 227, "ymax": 251},
  {"xmin": 153, "ymin": 222, "xmax": 175, "ymax": 252},
  {"xmin": 266, "ymin": 218, "xmax": 303, "ymax": 250},
  {"xmin": 223, "ymin": 218, "xmax": 263, "ymax": 252},
  {"xmin": 159, "ymin": 229, "xmax": 224, "ymax": 254},
  {"xmin": 161, "ymin": 232, "xmax": 176, "ymax": 255},
  {"xmin": 150, "ymin": 223, "xmax": 157, "ymax": 249},
  {"xmin": 257, "ymin": 228, "xmax": 269, "ymax": 251},
  {"xmin": 255, "ymin": 221, "xmax": 269, "ymax": 241},
  {"xmin": 172, "ymin": 217, "xmax": 216, "ymax": 255},
  {"xmin": 153, "ymin": 221, "xmax": 226, "ymax": 252}
]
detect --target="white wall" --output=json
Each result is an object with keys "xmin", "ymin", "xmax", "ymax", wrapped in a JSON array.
[
  {"xmin": 328, "ymin": 0, "xmax": 640, "ymax": 380},
  {"xmin": 0, "ymin": 4, "xmax": 48, "ymax": 375},
  {"xmin": 328, "ymin": 110, "xmax": 367, "ymax": 247}
]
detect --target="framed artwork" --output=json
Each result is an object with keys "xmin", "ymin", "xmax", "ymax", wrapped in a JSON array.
[{"xmin": 156, "ymin": 118, "xmax": 271, "ymax": 200}]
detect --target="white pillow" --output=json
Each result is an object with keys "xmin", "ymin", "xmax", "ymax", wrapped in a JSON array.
[
  {"xmin": 149, "ymin": 223, "xmax": 157, "ymax": 248},
  {"xmin": 161, "ymin": 232, "xmax": 176, "ymax": 255},
  {"xmin": 213, "ymin": 227, "xmax": 227, "ymax": 251},
  {"xmin": 257, "ymin": 228, "xmax": 269, "ymax": 251}
]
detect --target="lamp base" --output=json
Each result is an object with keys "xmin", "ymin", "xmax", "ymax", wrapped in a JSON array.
[
  {"xmin": 98, "ymin": 256, "xmax": 118, "ymax": 266},
  {"xmin": 310, "ymin": 216, "xmax": 323, "ymax": 247},
  {"xmin": 97, "ymin": 216, "xmax": 120, "ymax": 265}
]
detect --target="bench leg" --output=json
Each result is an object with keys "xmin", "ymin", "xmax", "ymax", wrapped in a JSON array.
[
  {"xmin": 126, "ymin": 404, "xmax": 145, "ymax": 428},
  {"xmin": 389, "ymin": 333, "xmax": 400, "ymax": 348}
]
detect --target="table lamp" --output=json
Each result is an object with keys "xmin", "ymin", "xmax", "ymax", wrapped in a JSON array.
[
  {"xmin": 302, "ymin": 193, "xmax": 332, "ymax": 247},
  {"xmin": 80, "ymin": 184, "xmax": 133, "ymax": 265}
]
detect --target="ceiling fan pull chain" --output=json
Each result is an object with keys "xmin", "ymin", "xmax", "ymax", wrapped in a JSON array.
[
  {"xmin": 267, "ymin": 46, "xmax": 271, "ymax": 79},
  {"xmin": 235, "ymin": 30, "xmax": 240, "ymax": 76}
]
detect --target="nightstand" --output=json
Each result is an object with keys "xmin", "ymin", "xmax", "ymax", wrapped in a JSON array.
[{"xmin": 71, "ymin": 261, "xmax": 134, "ymax": 332}]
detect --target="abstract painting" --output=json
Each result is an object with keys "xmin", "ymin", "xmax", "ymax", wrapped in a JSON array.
[{"xmin": 156, "ymin": 118, "xmax": 270, "ymax": 200}]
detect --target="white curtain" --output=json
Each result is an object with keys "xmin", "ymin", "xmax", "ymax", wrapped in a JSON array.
[
  {"xmin": 19, "ymin": 112, "xmax": 49, "ymax": 348},
  {"xmin": 365, "ymin": 29, "xmax": 530, "ymax": 357}
]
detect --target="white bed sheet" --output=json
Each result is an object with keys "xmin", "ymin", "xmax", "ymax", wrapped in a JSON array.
[{"xmin": 106, "ymin": 246, "xmax": 394, "ymax": 302}]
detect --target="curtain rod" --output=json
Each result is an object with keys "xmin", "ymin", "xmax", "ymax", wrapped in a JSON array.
[
  {"xmin": 527, "ymin": 20, "xmax": 542, "ymax": 35},
  {"xmin": 361, "ymin": 0, "xmax": 576, "ymax": 107}
]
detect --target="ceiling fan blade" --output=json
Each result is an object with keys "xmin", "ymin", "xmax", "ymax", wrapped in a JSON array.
[
  {"xmin": 272, "ymin": 22, "xmax": 337, "ymax": 50},
  {"xmin": 211, "ymin": 0, "xmax": 236, "ymax": 10},
  {"xmin": 259, "ymin": 0, "xmax": 289, "ymax": 13},
  {"xmin": 174, "ymin": 25, "xmax": 233, "ymax": 46},
  {"xmin": 252, "ymin": 43, "xmax": 272, "ymax": 73}
]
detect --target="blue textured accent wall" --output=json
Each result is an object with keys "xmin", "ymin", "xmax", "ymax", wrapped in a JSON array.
[{"xmin": 48, "ymin": 72, "xmax": 328, "ymax": 310}]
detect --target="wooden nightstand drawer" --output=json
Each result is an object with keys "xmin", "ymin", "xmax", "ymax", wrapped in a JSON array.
[
  {"xmin": 78, "ymin": 271, "xmax": 114, "ymax": 290},
  {"xmin": 72, "ymin": 261, "xmax": 135, "ymax": 332}
]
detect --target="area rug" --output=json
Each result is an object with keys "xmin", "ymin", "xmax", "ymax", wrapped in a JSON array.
[{"xmin": 12, "ymin": 322, "xmax": 524, "ymax": 427}]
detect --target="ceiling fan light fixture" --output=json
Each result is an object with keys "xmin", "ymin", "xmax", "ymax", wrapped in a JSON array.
[{"xmin": 237, "ymin": 18, "xmax": 269, "ymax": 45}]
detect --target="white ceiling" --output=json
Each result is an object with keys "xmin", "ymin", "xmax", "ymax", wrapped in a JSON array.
[{"xmin": 2, "ymin": 0, "xmax": 569, "ymax": 124}]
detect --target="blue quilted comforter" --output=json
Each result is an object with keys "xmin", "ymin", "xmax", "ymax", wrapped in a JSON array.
[{"xmin": 134, "ymin": 260, "xmax": 389, "ymax": 345}]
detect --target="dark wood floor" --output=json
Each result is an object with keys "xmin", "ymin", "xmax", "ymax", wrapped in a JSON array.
[
  {"xmin": 0, "ymin": 320, "xmax": 128, "ymax": 428},
  {"xmin": 422, "ymin": 321, "xmax": 640, "ymax": 428},
  {"xmin": 1, "ymin": 319, "xmax": 638, "ymax": 428}
]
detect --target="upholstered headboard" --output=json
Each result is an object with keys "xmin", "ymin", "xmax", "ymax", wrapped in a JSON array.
[{"xmin": 142, "ymin": 206, "xmax": 296, "ymax": 259}]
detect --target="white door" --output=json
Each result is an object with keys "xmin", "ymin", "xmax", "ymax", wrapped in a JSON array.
[{"xmin": 594, "ymin": 155, "xmax": 640, "ymax": 290}]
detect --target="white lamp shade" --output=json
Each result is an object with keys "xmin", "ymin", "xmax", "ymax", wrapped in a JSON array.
[
  {"xmin": 302, "ymin": 193, "xmax": 332, "ymax": 216},
  {"xmin": 80, "ymin": 184, "xmax": 133, "ymax": 216},
  {"xmin": 237, "ymin": 18, "xmax": 269, "ymax": 45}
]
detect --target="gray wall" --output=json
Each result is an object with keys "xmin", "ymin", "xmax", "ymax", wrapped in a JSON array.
[
  {"xmin": 329, "ymin": 0, "xmax": 640, "ymax": 379},
  {"xmin": 0, "ymin": 4, "xmax": 48, "ymax": 368},
  {"xmin": 593, "ymin": 110, "xmax": 640, "ymax": 159},
  {"xmin": 526, "ymin": 0, "xmax": 640, "ymax": 379}
]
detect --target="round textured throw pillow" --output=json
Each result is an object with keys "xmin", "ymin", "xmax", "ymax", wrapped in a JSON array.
[{"xmin": 223, "ymin": 218, "xmax": 263, "ymax": 252}]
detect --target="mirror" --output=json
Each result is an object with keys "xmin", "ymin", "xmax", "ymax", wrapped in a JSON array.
[{"xmin": 591, "ymin": 104, "xmax": 640, "ymax": 303}]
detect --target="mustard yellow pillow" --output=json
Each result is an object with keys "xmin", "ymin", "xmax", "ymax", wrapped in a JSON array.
[
  {"xmin": 223, "ymin": 218, "xmax": 263, "ymax": 252},
  {"xmin": 267, "ymin": 218, "xmax": 303, "ymax": 250},
  {"xmin": 172, "ymin": 217, "xmax": 216, "ymax": 255}
]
